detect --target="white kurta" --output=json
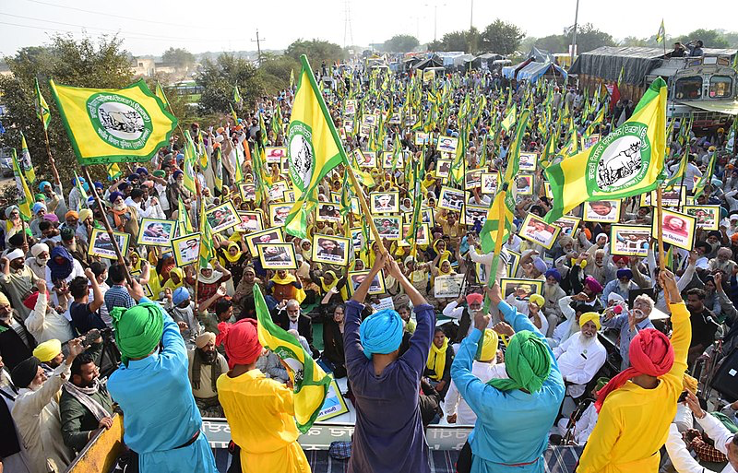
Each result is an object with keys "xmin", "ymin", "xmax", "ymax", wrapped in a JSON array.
[
  {"xmin": 24, "ymin": 292, "xmax": 75, "ymax": 344},
  {"xmin": 552, "ymin": 333, "xmax": 607, "ymax": 398},
  {"xmin": 443, "ymin": 361, "xmax": 507, "ymax": 425}
]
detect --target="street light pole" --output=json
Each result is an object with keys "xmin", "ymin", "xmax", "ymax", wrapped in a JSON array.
[{"xmin": 570, "ymin": 0, "xmax": 580, "ymax": 67}]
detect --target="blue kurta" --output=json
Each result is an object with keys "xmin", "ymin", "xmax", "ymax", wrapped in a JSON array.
[
  {"xmin": 344, "ymin": 300, "xmax": 435, "ymax": 473},
  {"xmin": 450, "ymin": 301, "xmax": 565, "ymax": 473},
  {"xmin": 107, "ymin": 298, "xmax": 217, "ymax": 473}
]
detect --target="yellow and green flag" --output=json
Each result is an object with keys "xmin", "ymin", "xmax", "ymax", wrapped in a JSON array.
[
  {"xmin": 19, "ymin": 132, "xmax": 35, "ymax": 184},
  {"xmin": 11, "ymin": 149, "xmax": 33, "ymax": 221},
  {"xmin": 254, "ymin": 284, "xmax": 330, "ymax": 433},
  {"xmin": 34, "ymin": 78, "xmax": 51, "ymax": 130},
  {"xmin": 49, "ymin": 79, "xmax": 177, "ymax": 165},
  {"xmin": 284, "ymin": 55, "xmax": 347, "ymax": 238},
  {"xmin": 155, "ymin": 83, "xmax": 170, "ymax": 109},
  {"xmin": 178, "ymin": 198, "xmax": 194, "ymax": 234},
  {"xmin": 199, "ymin": 199, "xmax": 215, "ymax": 268},
  {"xmin": 181, "ymin": 130, "xmax": 198, "ymax": 194},
  {"xmin": 544, "ymin": 78, "xmax": 668, "ymax": 222},
  {"xmin": 656, "ymin": 19, "xmax": 665, "ymax": 44},
  {"xmin": 106, "ymin": 162, "xmax": 122, "ymax": 180},
  {"xmin": 501, "ymin": 104, "xmax": 516, "ymax": 132}
]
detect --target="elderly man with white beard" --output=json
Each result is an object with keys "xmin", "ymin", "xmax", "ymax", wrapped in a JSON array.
[
  {"xmin": 601, "ymin": 294, "xmax": 656, "ymax": 370},
  {"xmin": 600, "ymin": 268, "xmax": 639, "ymax": 307},
  {"xmin": 552, "ymin": 312, "xmax": 607, "ymax": 399},
  {"xmin": 542, "ymin": 269, "xmax": 567, "ymax": 336}
]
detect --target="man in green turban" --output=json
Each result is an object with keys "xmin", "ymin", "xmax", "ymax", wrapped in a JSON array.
[{"xmin": 450, "ymin": 283, "xmax": 565, "ymax": 473}]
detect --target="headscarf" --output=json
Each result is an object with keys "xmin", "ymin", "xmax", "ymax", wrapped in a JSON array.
[
  {"xmin": 11, "ymin": 357, "xmax": 40, "ymax": 388},
  {"xmin": 544, "ymin": 268, "xmax": 561, "ymax": 281},
  {"xmin": 477, "ymin": 329, "xmax": 499, "ymax": 362},
  {"xmin": 320, "ymin": 271, "xmax": 348, "ymax": 301},
  {"xmin": 595, "ymin": 328, "xmax": 674, "ymax": 412},
  {"xmin": 269, "ymin": 272, "xmax": 307, "ymax": 303},
  {"xmin": 110, "ymin": 302, "xmax": 165, "ymax": 365},
  {"xmin": 359, "ymin": 309, "xmax": 403, "ymax": 359},
  {"xmin": 426, "ymin": 333, "xmax": 449, "ymax": 381},
  {"xmin": 48, "ymin": 246, "xmax": 74, "ymax": 281},
  {"xmin": 32, "ymin": 339, "xmax": 62, "ymax": 362},
  {"xmin": 529, "ymin": 294, "xmax": 545, "ymax": 308},
  {"xmin": 221, "ymin": 242, "xmax": 243, "ymax": 264},
  {"xmin": 579, "ymin": 312, "xmax": 601, "ymax": 330},
  {"xmin": 216, "ymin": 318, "xmax": 262, "ymax": 369},
  {"xmin": 584, "ymin": 276, "xmax": 603, "ymax": 294},
  {"xmin": 487, "ymin": 330, "xmax": 551, "ymax": 393}
]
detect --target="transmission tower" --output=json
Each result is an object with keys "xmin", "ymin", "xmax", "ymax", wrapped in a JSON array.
[{"xmin": 343, "ymin": 0, "xmax": 354, "ymax": 49}]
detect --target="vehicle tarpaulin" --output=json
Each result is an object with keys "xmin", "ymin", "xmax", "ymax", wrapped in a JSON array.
[{"xmin": 678, "ymin": 100, "xmax": 739, "ymax": 116}]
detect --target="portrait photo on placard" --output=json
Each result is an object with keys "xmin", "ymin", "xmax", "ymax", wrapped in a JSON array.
[
  {"xmin": 244, "ymin": 227, "xmax": 285, "ymax": 255},
  {"xmin": 583, "ymin": 200, "xmax": 621, "ymax": 223},
  {"xmin": 349, "ymin": 270, "xmax": 386, "ymax": 295},
  {"xmin": 438, "ymin": 186, "xmax": 465, "ymax": 211},
  {"xmin": 414, "ymin": 132, "xmax": 430, "ymax": 146},
  {"xmin": 399, "ymin": 223, "xmax": 430, "ymax": 246},
  {"xmin": 552, "ymin": 216, "xmax": 581, "ymax": 236},
  {"xmin": 464, "ymin": 170, "xmax": 483, "ymax": 191},
  {"xmin": 269, "ymin": 202, "xmax": 295, "ymax": 227},
  {"xmin": 239, "ymin": 183, "xmax": 256, "ymax": 202},
  {"xmin": 316, "ymin": 202, "xmax": 342, "ymax": 223},
  {"xmin": 137, "ymin": 218, "xmax": 177, "ymax": 247},
  {"xmin": 171, "ymin": 232, "xmax": 201, "ymax": 266},
  {"xmin": 610, "ymin": 225, "xmax": 651, "ymax": 257},
  {"xmin": 654, "ymin": 209, "xmax": 696, "ymax": 251},
  {"xmin": 436, "ymin": 135, "xmax": 458, "ymax": 154},
  {"xmin": 256, "ymin": 243, "xmax": 297, "ymax": 270},
  {"xmin": 434, "ymin": 274, "xmax": 466, "ymax": 298},
  {"xmin": 506, "ymin": 250, "xmax": 521, "ymax": 278},
  {"xmin": 351, "ymin": 228, "xmax": 365, "ymax": 251},
  {"xmin": 501, "ymin": 278, "xmax": 544, "ymax": 299},
  {"xmin": 649, "ymin": 186, "xmax": 685, "ymax": 208},
  {"xmin": 683, "ymin": 205, "xmax": 720, "ymax": 231},
  {"xmin": 518, "ymin": 213, "xmax": 561, "ymax": 250},
  {"xmin": 265, "ymin": 146, "xmax": 287, "ymax": 164},
  {"xmin": 88, "ymin": 228, "xmax": 129, "ymax": 260},
  {"xmin": 372, "ymin": 215, "xmax": 402, "ymax": 240},
  {"xmin": 344, "ymin": 99, "xmax": 356, "ymax": 115},
  {"xmin": 370, "ymin": 192, "xmax": 399, "ymax": 214},
  {"xmin": 519, "ymin": 153, "xmax": 538, "ymax": 172},
  {"xmin": 382, "ymin": 151, "xmax": 403, "ymax": 169},
  {"xmin": 268, "ymin": 181, "xmax": 289, "ymax": 201},
  {"xmin": 464, "ymin": 205, "xmax": 488, "ymax": 227},
  {"xmin": 515, "ymin": 174, "xmax": 533, "ymax": 195},
  {"xmin": 481, "ymin": 172, "xmax": 498, "ymax": 194},
  {"xmin": 357, "ymin": 150, "xmax": 377, "ymax": 168},
  {"xmin": 312, "ymin": 234, "xmax": 350, "ymax": 266},
  {"xmin": 237, "ymin": 211, "xmax": 263, "ymax": 233},
  {"xmin": 435, "ymin": 159, "xmax": 451, "ymax": 178},
  {"xmin": 205, "ymin": 201, "xmax": 240, "ymax": 234}
]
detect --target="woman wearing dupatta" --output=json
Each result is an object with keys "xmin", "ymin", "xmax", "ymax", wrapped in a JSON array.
[
  {"xmin": 216, "ymin": 239, "xmax": 250, "ymax": 290},
  {"xmin": 425, "ymin": 327, "xmax": 455, "ymax": 400},
  {"xmin": 266, "ymin": 269, "xmax": 305, "ymax": 306}
]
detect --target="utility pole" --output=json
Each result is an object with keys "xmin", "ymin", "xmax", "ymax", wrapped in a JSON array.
[
  {"xmin": 343, "ymin": 0, "xmax": 354, "ymax": 49},
  {"xmin": 470, "ymin": 0, "xmax": 473, "ymax": 30},
  {"xmin": 252, "ymin": 29, "xmax": 264, "ymax": 66},
  {"xmin": 570, "ymin": 0, "xmax": 579, "ymax": 67}
]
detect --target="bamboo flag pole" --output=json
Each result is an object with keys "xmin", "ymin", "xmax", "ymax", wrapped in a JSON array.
[
  {"xmin": 655, "ymin": 187, "xmax": 666, "ymax": 271},
  {"xmin": 345, "ymin": 163, "xmax": 387, "ymax": 255},
  {"xmin": 42, "ymin": 127, "xmax": 61, "ymax": 188}
]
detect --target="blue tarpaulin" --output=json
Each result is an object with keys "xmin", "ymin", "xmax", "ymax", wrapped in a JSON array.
[{"xmin": 516, "ymin": 61, "xmax": 568, "ymax": 82}]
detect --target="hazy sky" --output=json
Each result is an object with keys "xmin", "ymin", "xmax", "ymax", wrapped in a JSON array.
[{"xmin": 0, "ymin": 0, "xmax": 737, "ymax": 57}]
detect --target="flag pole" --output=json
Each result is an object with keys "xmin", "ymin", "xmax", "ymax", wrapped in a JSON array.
[
  {"xmin": 345, "ymin": 163, "xmax": 386, "ymax": 255},
  {"xmin": 42, "ymin": 127, "xmax": 61, "ymax": 188},
  {"xmin": 81, "ymin": 165, "xmax": 134, "ymax": 286},
  {"xmin": 655, "ymin": 188, "xmax": 666, "ymax": 272}
]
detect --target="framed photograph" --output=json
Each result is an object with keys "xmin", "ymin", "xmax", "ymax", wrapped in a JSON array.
[
  {"xmin": 316, "ymin": 378, "xmax": 350, "ymax": 422},
  {"xmin": 404, "ymin": 114, "xmax": 417, "ymax": 127},
  {"xmin": 653, "ymin": 209, "xmax": 696, "ymax": 251},
  {"xmin": 683, "ymin": 205, "xmax": 720, "ymax": 231},
  {"xmin": 269, "ymin": 202, "xmax": 295, "ymax": 227},
  {"xmin": 312, "ymin": 234, "xmax": 351, "ymax": 266},
  {"xmin": 440, "ymin": 151, "xmax": 454, "ymax": 160},
  {"xmin": 268, "ymin": 181, "xmax": 289, "ymax": 201},
  {"xmin": 344, "ymin": 99, "xmax": 356, "ymax": 116},
  {"xmin": 415, "ymin": 131, "xmax": 430, "ymax": 145},
  {"xmin": 370, "ymin": 192, "xmax": 399, "ymax": 214},
  {"xmin": 330, "ymin": 192, "xmax": 341, "ymax": 204},
  {"xmin": 583, "ymin": 200, "xmax": 621, "ymax": 223},
  {"xmin": 348, "ymin": 271, "xmax": 386, "ymax": 295},
  {"xmin": 362, "ymin": 114, "xmax": 377, "ymax": 127},
  {"xmin": 265, "ymin": 146, "xmax": 287, "ymax": 164},
  {"xmin": 388, "ymin": 112, "xmax": 402, "ymax": 125},
  {"xmin": 610, "ymin": 225, "xmax": 651, "ymax": 257},
  {"xmin": 481, "ymin": 172, "xmax": 498, "ymax": 195},
  {"xmin": 350, "ymin": 227, "xmax": 365, "ymax": 251},
  {"xmin": 421, "ymin": 208, "xmax": 435, "ymax": 227},
  {"xmin": 356, "ymin": 150, "xmax": 377, "ymax": 168},
  {"xmin": 584, "ymin": 133, "xmax": 600, "ymax": 150},
  {"xmin": 256, "ymin": 243, "xmax": 297, "ymax": 270},
  {"xmin": 205, "ymin": 201, "xmax": 240, "ymax": 234},
  {"xmin": 283, "ymin": 189, "xmax": 296, "ymax": 202},
  {"xmin": 88, "ymin": 228, "xmax": 129, "ymax": 260},
  {"xmin": 170, "ymin": 232, "xmax": 201, "ymax": 266},
  {"xmin": 237, "ymin": 211, "xmax": 263, "ymax": 233},
  {"xmin": 543, "ymin": 181, "xmax": 553, "ymax": 199},
  {"xmin": 438, "ymin": 186, "xmax": 465, "ymax": 212},
  {"xmin": 436, "ymin": 135, "xmax": 458, "ymax": 154},
  {"xmin": 239, "ymin": 183, "xmax": 256, "ymax": 202},
  {"xmin": 372, "ymin": 215, "xmax": 402, "ymax": 240},
  {"xmin": 137, "ymin": 218, "xmax": 177, "ymax": 247},
  {"xmin": 515, "ymin": 174, "xmax": 534, "ymax": 195},
  {"xmin": 506, "ymin": 250, "xmax": 521, "ymax": 278},
  {"xmin": 359, "ymin": 124, "xmax": 371, "ymax": 138},
  {"xmin": 501, "ymin": 278, "xmax": 544, "ymax": 299},
  {"xmin": 552, "ymin": 216, "xmax": 581, "ymax": 236},
  {"xmin": 476, "ymin": 262, "xmax": 488, "ymax": 284},
  {"xmin": 244, "ymin": 227, "xmax": 285, "ymax": 255},
  {"xmin": 518, "ymin": 213, "xmax": 561, "ymax": 250},
  {"xmin": 350, "ymin": 197, "xmax": 360, "ymax": 215},
  {"xmin": 463, "ymin": 204, "xmax": 488, "ymax": 227},
  {"xmin": 316, "ymin": 202, "xmax": 342, "ymax": 223},
  {"xmin": 342, "ymin": 119, "xmax": 354, "ymax": 132},
  {"xmin": 464, "ymin": 170, "xmax": 483, "ymax": 190},
  {"xmin": 433, "ymin": 274, "xmax": 466, "ymax": 298},
  {"xmin": 435, "ymin": 159, "xmax": 451, "ymax": 178},
  {"xmin": 382, "ymin": 151, "xmax": 403, "ymax": 169},
  {"xmin": 519, "ymin": 153, "xmax": 538, "ymax": 172},
  {"xmin": 399, "ymin": 223, "xmax": 430, "ymax": 246},
  {"xmin": 649, "ymin": 186, "xmax": 685, "ymax": 208}
]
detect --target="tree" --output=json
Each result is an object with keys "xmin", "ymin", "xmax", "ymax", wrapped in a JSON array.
[
  {"xmin": 676, "ymin": 29, "xmax": 738, "ymax": 49},
  {"xmin": 196, "ymin": 53, "xmax": 264, "ymax": 115},
  {"xmin": 161, "ymin": 47, "xmax": 196, "ymax": 68},
  {"xmin": 381, "ymin": 35, "xmax": 420, "ymax": 53},
  {"xmin": 285, "ymin": 39, "xmax": 346, "ymax": 67},
  {"xmin": 480, "ymin": 19, "xmax": 525, "ymax": 55},
  {"xmin": 259, "ymin": 55, "xmax": 300, "ymax": 94},
  {"xmin": 535, "ymin": 34, "xmax": 568, "ymax": 53},
  {"xmin": 430, "ymin": 30, "xmax": 468, "ymax": 52},
  {"xmin": 0, "ymin": 34, "xmax": 134, "ymax": 185},
  {"xmin": 573, "ymin": 23, "xmax": 616, "ymax": 53}
]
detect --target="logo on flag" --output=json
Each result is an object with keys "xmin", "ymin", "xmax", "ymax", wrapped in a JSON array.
[
  {"xmin": 287, "ymin": 121, "xmax": 315, "ymax": 192},
  {"xmin": 590, "ymin": 123, "xmax": 650, "ymax": 192},
  {"xmin": 88, "ymin": 93, "xmax": 152, "ymax": 149}
]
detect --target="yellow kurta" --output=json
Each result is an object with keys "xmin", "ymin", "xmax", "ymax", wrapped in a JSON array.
[
  {"xmin": 216, "ymin": 369, "xmax": 310, "ymax": 473},
  {"xmin": 577, "ymin": 301, "xmax": 691, "ymax": 473}
]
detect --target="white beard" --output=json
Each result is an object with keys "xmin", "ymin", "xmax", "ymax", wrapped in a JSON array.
[
  {"xmin": 113, "ymin": 203, "xmax": 127, "ymax": 211},
  {"xmin": 618, "ymin": 282, "xmax": 630, "ymax": 292}
]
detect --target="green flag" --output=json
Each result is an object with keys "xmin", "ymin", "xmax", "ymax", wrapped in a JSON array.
[
  {"xmin": 19, "ymin": 132, "xmax": 35, "ymax": 184},
  {"xmin": 656, "ymin": 19, "xmax": 665, "ymax": 44},
  {"xmin": 34, "ymin": 78, "xmax": 51, "ymax": 130}
]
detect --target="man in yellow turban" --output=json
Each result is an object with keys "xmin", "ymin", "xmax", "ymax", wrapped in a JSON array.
[
  {"xmin": 552, "ymin": 312, "xmax": 606, "ymax": 398},
  {"xmin": 33, "ymin": 339, "xmax": 64, "ymax": 376}
]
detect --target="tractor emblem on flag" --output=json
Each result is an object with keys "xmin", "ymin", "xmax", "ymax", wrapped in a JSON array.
[
  {"xmin": 87, "ymin": 92, "xmax": 153, "ymax": 149},
  {"xmin": 589, "ymin": 122, "xmax": 650, "ymax": 193},
  {"xmin": 287, "ymin": 121, "xmax": 315, "ymax": 192}
]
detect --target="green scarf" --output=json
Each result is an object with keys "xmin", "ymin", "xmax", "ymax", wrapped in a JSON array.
[
  {"xmin": 110, "ymin": 302, "xmax": 165, "ymax": 365},
  {"xmin": 487, "ymin": 330, "xmax": 551, "ymax": 393}
]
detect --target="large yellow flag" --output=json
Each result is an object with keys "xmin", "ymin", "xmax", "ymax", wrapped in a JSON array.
[{"xmin": 49, "ymin": 79, "xmax": 177, "ymax": 165}]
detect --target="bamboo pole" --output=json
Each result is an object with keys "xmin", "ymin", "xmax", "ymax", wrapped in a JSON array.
[
  {"xmin": 344, "ymin": 164, "xmax": 386, "ymax": 255},
  {"xmin": 655, "ymin": 187, "xmax": 666, "ymax": 271},
  {"xmin": 42, "ymin": 126, "xmax": 61, "ymax": 188}
]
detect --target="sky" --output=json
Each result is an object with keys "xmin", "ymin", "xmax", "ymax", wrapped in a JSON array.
[{"xmin": 0, "ymin": 0, "xmax": 737, "ymax": 58}]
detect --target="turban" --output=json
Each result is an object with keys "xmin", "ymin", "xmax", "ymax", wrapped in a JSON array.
[
  {"xmin": 31, "ymin": 243, "xmax": 49, "ymax": 258},
  {"xmin": 65, "ymin": 210, "xmax": 79, "ymax": 220},
  {"xmin": 5, "ymin": 206, "xmax": 19, "ymax": 219},
  {"xmin": 153, "ymin": 170, "xmax": 166, "ymax": 178},
  {"xmin": 612, "ymin": 255, "xmax": 629, "ymax": 265},
  {"xmin": 5, "ymin": 249, "xmax": 24, "ymax": 261},
  {"xmin": 79, "ymin": 209, "xmax": 93, "ymax": 222},
  {"xmin": 172, "ymin": 287, "xmax": 190, "ymax": 306},
  {"xmin": 466, "ymin": 293, "xmax": 483, "ymax": 306},
  {"xmin": 135, "ymin": 167, "xmax": 148, "ymax": 175},
  {"xmin": 118, "ymin": 182, "xmax": 129, "ymax": 192},
  {"xmin": 595, "ymin": 328, "xmax": 674, "ymax": 412},
  {"xmin": 195, "ymin": 332, "xmax": 216, "ymax": 349},
  {"xmin": 38, "ymin": 181, "xmax": 52, "ymax": 191},
  {"xmin": 109, "ymin": 191, "xmax": 124, "ymax": 204},
  {"xmin": 584, "ymin": 276, "xmax": 603, "ymax": 294},
  {"xmin": 359, "ymin": 309, "xmax": 404, "ymax": 359},
  {"xmin": 558, "ymin": 234, "xmax": 574, "ymax": 247},
  {"xmin": 544, "ymin": 269, "xmax": 561, "ymax": 281},
  {"xmin": 216, "ymin": 319, "xmax": 262, "ymax": 368},
  {"xmin": 60, "ymin": 227, "xmax": 75, "ymax": 242},
  {"xmin": 110, "ymin": 302, "xmax": 165, "ymax": 365},
  {"xmin": 32, "ymin": 202, "xmax": 47, "ymax": 214},
  {"xmin": 487, "ymin": 330, "xmax": 551, "ymax": 393},
  {"xmin": 32, "ymin": 339, "xmax": 62, "ymax": 362},
  {"xmin": 172, "ymin": 170, "xmax": 183, "ymax": 180},
  {"xmin": 595, "ymin": 233, "xmax": 608, "ymax": 243},
  {"xmin": 0, "ymin": 292, "xmax": 8, "ymax": 306},
  {"xmin": 35, "ymin": 193, "xmax": 45, "ymax": 201},
  {"xmin": 11, "ymin": 357, "xmax": 40, "ymax": 389},
  {"xmin": 23, "ymin": 291, "xmax": 43, "ymax": 310},
  {"xmin": 477, "ymin": 329, "xmax": 499, "ymax": 362},
  {"xmin": 532, "ymin": 257, "xmax": 548, "ymax": 274},
  {"xmin": 607, "ymin": 292, "xmax": 625, "ymax": 304},
  {"xmin": 594, "ymin": 377, "xmax": 610, "ymax": 392},
  {"xmin": 127, "ymin": 174, "xmax": 140, "ymax": 182},
  {"xmin": 43, "ymin": 213, "xmax": 59, "ymax": 223},
  {"xmin": 579, "ymin": 312, "xmax": 601, "ymax": 330},
  {"xmin": 616, "ymin": 268, "xmax": 633, "ymax": 280},
  {"xmin": 529, "ymin": 294, "xmax": 545, "ymax": 307}
]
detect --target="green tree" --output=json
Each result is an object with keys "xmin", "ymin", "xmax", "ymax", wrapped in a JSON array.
[
  {"xmin": 285, "ymin": 39, "xmax": 346, "ymax": 67},
  {"xmin": 573, "ymin": 23, "xmax": 616, "ymax": 53},
  {"xmin": 161, "ymin": 47, "xmax": 196, "ymax": 67},
  {"xmin": 0, "ymin": 34, "xmax": 134, "ymax": 185},
  {"xmin": 430, "ymin": 30, "xmax": 469, "ymax": 52},
  {"xmin": 259, "ymin": 55, "xmax": 300, "ymax": 94},
  {"xmin": 676, "ymin": 29, "xmax": 738, "ymax": 49},
  {"xmin": 381, "ymin": 35, "xmax": 420, "ymax": 53},
  {"xmin": 196, "ymin": 53, "xmax": 264, "ymax": 115},
  {"xmin": 535, "ymin": 34, "xmax": 568, "ymax": 53},
  {"xmin": 480, "ymin": 20, "xmax": 525, "ymax": 55},
  {"xmin": 619, "ymin": 36, "xmax": 652, "ymax": 47}
]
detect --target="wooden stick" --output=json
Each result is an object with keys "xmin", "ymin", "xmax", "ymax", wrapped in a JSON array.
[
  {"xmin": 42, "ymin": 126, "xmax": 61, "ymax": 187},
  {"xmin": 345, "ymin": 164, "xmax": 386, "ymax": 255},
  {"xmin": 656, "ymin": 187, "xmax": 666, "ymax": 271},
  {"xmin": 81, "ymin": 166, "xmax": 134, "ymax": 286}
]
